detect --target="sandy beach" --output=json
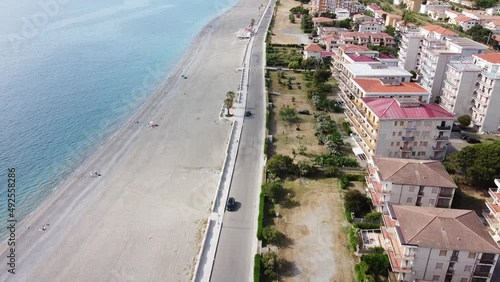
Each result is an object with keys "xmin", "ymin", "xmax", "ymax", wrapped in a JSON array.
[{"xmin": 0, "ymin": 0, "xmax": 266, "ymax": 281}]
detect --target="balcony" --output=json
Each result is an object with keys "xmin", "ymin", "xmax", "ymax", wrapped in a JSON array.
[
  {"xmin": 382, "ymin": 227, "xmax": 413, "ymax": 274},
  {"xmin": 404, "ymin": 126, "xmax": 417, "ymax": 131},
  {"xmin": 432, "ymin": 146, "xmax": 446, "ymax": 152},
  {"xmin": 442, "ymin": 87, "xmax": 457, "ymax": 97},
  {"xmin": 438, "ymin": 189, "xmax": 454, "ymax": 198},
  {"xmin": 472, "ymin": 105, "xmax": 486, "ymax": 116},
  {"xmin": 473, "ymin": 271, "xmax": 491, "ymax": 277},
  {"xmin": 475, "ymin": 87, "xmax": 491, "ymax": 98},
  {"xmin": 430, "ymin": 156, "xmax": 443, "ymax": 160},
  {"xmin": 402, "ymin": 136, "xmax": 414, "ymax": 142},
  {"xmin": 485, "ymin": 197, "xmax": 500, "ymax": 216},
  {"xmin": 489, "ymin": 188, "xmax": 500, "ymax": 202},
  {"xmin": 400, "ymin": 146, "xmax": 413, "ymax": 152},
  {"xmin": 450, "ymin": 256, "xmax": 458, "ymax": 262},
  {"xmin": 474, "ymin": 97, "xmax": 488, "ymax": 107},
  {"xmin": 478, "ymin": 257, "xmax": 495, "ymax": 265},
  {"xmin": 482, "ymin": 210, "xmax": 500, "ymax": 229},
  {"xmin": 436, "ymin": 125, "xmax": 451, "ymax": 131},
  {"xmin": 434, "ymin": 135, "xmax": 449, "ymax": 141}
]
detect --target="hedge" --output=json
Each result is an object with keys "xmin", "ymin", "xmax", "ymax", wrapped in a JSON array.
[
  {"xmin": 344, "ymin": 205, "xmax": 353, "ymax": 222},
  {"xmin": 354, "ymin": 222, "xmax": 381, "ymax": 230},
  {"xmin": 348, "ymin": 227, "xmax": 358, "ymax": 251},
  {"xmin": 345, "ymin": 174, "xmax": 365, "ymax": 182},
  {"xmin": 254, "ymin": 254, "xmax": 262, "ymax": 282},
  {"xmin": 257, "ymin": 192, "xmax": 265, "ymax": 240},
  {"xmin": 339, "ymin": 175, "xmax": 349, "ymax": 190}
]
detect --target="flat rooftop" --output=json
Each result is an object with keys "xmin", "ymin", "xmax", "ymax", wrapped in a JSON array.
[
  {"xmin": 448, "ymin": 37, "xmax": 488, "ymax": 50},
  {"xmin": 345, "ymin": 63, "xmax": 412, "ymax": 77}
]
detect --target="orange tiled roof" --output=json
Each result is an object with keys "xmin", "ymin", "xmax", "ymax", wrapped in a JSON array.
[
  {"xmin": 353, "ymin": 78, "xmax": 429, "ymax": 93},
  {"xmin": 475, "ymin": 53, "xmax": 500, "ymax": 64},
  {"xmin": 455, "ymin": 15, "xmax": 475, "ymax": 22},
  {"xmin": 304, "ymin": 44, "xmax": 323, "ymax": 52},
  {"xmin": 421, "ymin": 25, "xmax": 458, "ymax": 36}
]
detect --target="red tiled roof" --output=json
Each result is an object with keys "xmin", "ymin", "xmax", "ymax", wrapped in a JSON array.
[
  {"xmin": 304, "ymin": 44, "xmax": 323, "ymax": 52},
  {"xmin": 368, "ymin": 4, "xmax": 381, "ymax": 10},
  {"xmin": 321, "ymin": 51, "xmax": 334, "ymax": 58},
  {"xmin": 354, "ymin": 78, "xmax": 429, "ymax": 93},
  {"xmin": 455, "ymin": 15, "xmax": 475, "ymax": 22},
  {"xmin": 475, "ymin": 53, "xmax": 500, "ymax": 64},
  {"xmin": 340, "ymin": 45, "xmax": 370, "ymax": 52},
  {"xmin": 421, "ymin": 25, "xmax": 457, "ymax": 36},
  {"xmin": 362, "ymin": 98, "xmax": 455, "ymax": 119},
  {"xmin": 347, "ymin": 54, "xmax": 376, "ymax": 62},
  {"xmin": 378, "ymin": 53, "xmax": 394, "ymax": 59}
]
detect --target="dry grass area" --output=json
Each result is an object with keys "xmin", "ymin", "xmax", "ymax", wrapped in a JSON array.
[
  {"xmin": 267, "ymin": 70, "xmax": 356, "ymax": 281},
  {"xmin": 452, "ymin": 185, "xmax": 489, "ymax": 216},
  {"xmin": 271, "ymin": 0, "xmax": 311, "ymax": 44},
  {"xmin": 269, "ymin": 70, "xmax": 327, "ymax": 160},
  {"xmin": 274, "ymin": 178, "xmax": 355, "ymax": 282}
]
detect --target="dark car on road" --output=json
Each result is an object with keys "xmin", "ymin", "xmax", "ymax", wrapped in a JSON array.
[
  {"xmin": 245, "ymin": 111, "xmax": 252, "ymax": 117},
  {"xmin": 461, "ymin": 134, "xmax": 481, "ymax": 144},
  {"xmin": 226, "ymin": 197, "xmax": 236, "ymax": 211}
]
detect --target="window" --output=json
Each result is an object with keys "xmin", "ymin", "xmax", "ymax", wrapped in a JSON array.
[
  {"xmin": 439, "ymin": 250, "xmax": 447, "ymax": 256},
  {"xmin": 412, "ymin": 152, "xmax": 416, "ymax": 156},
  {"xmin": 393, "ymin": 132, "xmax": 396, "ymax": 136},
  {"xmin": 436, "ymin": 262, "xmax": 443, "ymax": 269},
  {"xmin": 422, "ymin": 131, "xmax": 430, "ymax": 138},
  {"xmin": 464, "ymin": 265, "xmax": 472, "ymax": 272},
  {"xmin": 409, "ymin": 186, "xmax": 415, "ymax": 192},
  {"xmin": 394, "ymin": 121, "xmax": 398, "ymax": 126},
  {"xmin": 416, "ymin": 120, "xmax": 422, "ymax": 126},
  {"xmin": 414, "ymin": 131, "xmax": 420, "ymax": 137},
  {"xmin": 432, "ymin": 275, "xmax": 440, "ymax": 281},
  {"xmin": 398, "ymin": 131, "xmax": 402, "ymax": 136},
  {"xmin": 429, "ymin": 199, "xmax": 435, "ymax": 206},
  {"xmin": 420, "ymin": 151, "xmax": 426, "ymax": 156},
  {"xmin": 406, "ymin": 197, "xmax": 413, "ymax": 203},
  {"xmin": 460, "ymin": 278, "xmax": 468, "ymax": 282},
  {"xmin": 396, "ymin": 142, "xmax": 400, "ymax": 146},
  {"xmin": 423, "ymin": 141, "xmax": 428, "ymax": 147},
  {"xmin": 414, "ymin": 141, "xmax": 418, "ymax": 146},
  {"xmin": 432, "ymin": 188, "xmax": 438, "ymax": 194},
  {"xmin": 424, "ymin": 121, "xmax": 432, "ymax": 126},
  {"xmin": 468, "ymin": 252, "xmax": 476, "ymax": 259},
  {"xmin": 391, "ymin": 142, "xmax": 394, "ymax": 146},
  {"xmin": 400, "ymin": 121, "xmax": 404, "ymax": 126}
]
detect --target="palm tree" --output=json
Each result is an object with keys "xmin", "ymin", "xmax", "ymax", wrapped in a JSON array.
[{"xmin": 225, "ymin": 91, "xmax": 236, "ymax": 116}]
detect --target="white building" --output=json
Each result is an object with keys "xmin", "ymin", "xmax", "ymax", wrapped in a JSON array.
[
  {"xmin": 483, "ymin": 179, "xmax": 500, "ymax": 242},
  {"xmin": 343, "ymin": 97, "xmax": 454, "ymax": 160},
  {"xmin": 303, "ymin": 43, "xmax": 324, "ymax": 59},
  {"xmin": 358, "ymin": 21, "xmax": 384, "ymax": 33},
  {"xmin": 420, "ymin": 3, "xmax": 452, "ymax": 14},
  {"xmin": 383, "ymin": 204, "xmax": 500, "ymax": 282},
  {"xmin": 312, "ymin": 0, "xmax": 335, "ymax": 13},
  {"xmin": 440, "ymin": 59, "xmax": 482, "ymax": 117},
  {"xmin": 366, "ymin": 156, "xmax": 456, "ymax": 213},
  {"xmin": 485, "ymin": 19, "xmax": 500, "ymax": 34},
  {"xmin": 398, "ymin": 32, "xmax": 423, "ymax": 71},
  {"xmin": 450, "ymin": 16, "xmax": 480, "ymax": 31},
  {"xmin": 418, "ymin": 36, "xmax": 487, "ymax": 99},
  {"xmin": 486, "ymin": 6, "xmax": 500, "ymax": 16},
  {"xmin": 335, "ymin": 8, "xmax": 350, "ymax": 20},
  {"xmin": 471, "ymin": 53, "xmax": 500, "ymax": 133}
]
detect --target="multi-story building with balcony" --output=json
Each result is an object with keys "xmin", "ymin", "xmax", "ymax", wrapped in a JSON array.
[
  {"xmin": 366, "ymin": 157, "xmax": 456, "ymax": 213},
  {"xmin": 343, "ymin": 97, "xmax": 455, "ymax": 160},
  {"xmin": 418, "ymin": 37, "xmax": 487, "ymax": 99},
  {"xmin": 398, "ymin": 32, "xmax": 422, "ymax": 71},
  {"xmin": 440, "ymin": 59, "xmax": 481, "ymax": 117},
  {"xmin": 383, "ymin": 204, "xmax": 500, "ymax": 282},
  {"xmin": 471, "ymin": 54, "xmax": 500, "ymax": 133},
  {"xmin": 350, "ymin": 78, "xmax": 431, "ymax": 102},
  {"xmin": 483, "ymin": 179, "xmax": 500, "ymax": 242},
  {"xmin": 312, "ymin": 0, "xmax": 335, "ymax": 13}
]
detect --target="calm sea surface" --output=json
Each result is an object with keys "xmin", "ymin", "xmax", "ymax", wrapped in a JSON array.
[{"xmin": 0, "ymin": 0, "xmax": 235, "ymax": 235}]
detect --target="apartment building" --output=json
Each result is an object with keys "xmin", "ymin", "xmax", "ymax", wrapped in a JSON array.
[
  {"xmin": 418, "ymin": 37, "xmax": 487, "ymax": 99},
  {"xmin": 383, "ymin": 204, "xmax": 500, "ymax": 282},
  {"xmin": 398, "ymin": 32, "xmax": 422, "ymax": 71},
  {"xmin": 404, "ymin": 0, "xmax": 423, "ymax": 12},
  {"xmin": 483, "ymin": 179, "xmax": 500, "ymax": 242},
  {"xmin": 440, "ymin": 59, "xmax": 482, "ymax": 117},
  {"xmin": 419, "ymin": 2, "xmax": 452, "ymax": 14},
  {"xmin": 343, "ymin": 97, "xmax": 454, "ymax": 160},
  {"xmin": 366, "ymin": 157, "xmax": 456, "ymax": 213},
  {"xmin": 450, "ymin": 16, "xmax": 480, "ymax": 31},
  {"xmin": 358, "ymin": 21, "xmax": 384, "ymax": 33},
  {"xmin": 312, "ymin": 0, "xmax": 334, "ymax": 13},
  {"xmin": 471, "ymin": 54, "xmax": 500, "ymax": 133}
]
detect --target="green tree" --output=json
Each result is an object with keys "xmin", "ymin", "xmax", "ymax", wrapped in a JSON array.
[
  {"xmin": 445, "ymin": 142, "xmax": 500, "ymax": 188},
  {"xmin": 361, "ymin": 253, "xmax": 391, "ymax": 278},
  {"xmin": 313, "ymin": 69, "xmax": 332, "ymax": 83},
  {"xmin": 261, "ymin": 181, "xmax": 286, "ymax": 203},
  {"xmin": 457, "ymin": 114, "xmax": 472, "ymax": 127},
  {"xmin": 224, "ymin": 91, "xmax": 236, "ymax": 116},
  {"xmin": 384, "ymin": 25, "xmax": 397, "ymax": 37},
  {"xmin": 262, "ymin": 252, "xmax": 282, "ymax": 279},
  {"xmin": 262, "ymin": 226, "xmax": 279, "ymax": 244},
  {"xmin": 288, "ymin": 60, "xmax": 301, "ymax": 70},
  {"xmin": 279, "ymin": 105, "xmax": 298, "ymax": 122},
  {"xmin": 267, "ymin": 154, "xmax": 297, "ymax": 179},
  {"xmin": 363, "ymin": 211, "xmax": 382, "ymax": 222},
  {"xmin": 289, "ymin": 13, "xmax": 295, "ymax": 23},
  {"xmin": 301, "ymin": 13, "xmax": 314, "ymax": 33},
  {"xmin": 344, "ymin": 189, "xmax": 372, "ymax": 217}
]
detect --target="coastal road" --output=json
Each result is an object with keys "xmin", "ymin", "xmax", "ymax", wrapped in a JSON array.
[{"xmin": 210, "ymin": 1, "xmax": 274, "ymax": 282}]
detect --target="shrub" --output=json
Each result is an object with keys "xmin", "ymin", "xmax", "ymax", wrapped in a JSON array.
[
  {"xmin": 458, "ymin": 114, "xmax": 472, "ymax": 127},
  {"xmin": 361, "ymin": 253, "xmax": 391, "ymax": 278},
  {"xmin": 267, "ymin": 154, "xmax": 297, "ymax": 178},
  {"xmin": 354, "ymin": 222, "xmax": 380, "ymax": 230},
  {"xmin": 297, "ymin": 160, "xmax": 316, "ymax": 177},
  {"xmin": 363, "ymin": 211, "xmax": 382, "ymax": 222},
  {"xmin": 315, "ymin": 153, "xmax": 359, "ymax": 168},
  {"xmin": 261, "ymin": 181, "xmax": 286, "ymax": 203},
  {"xmin": 254, "ymin": 254, "xmax": 261, "ymax": 282},
  {"xmin": 342, "ymin": 121, "xmax": 352, "ymax": 135},
  {"xmin": 262, "ymin": 252, "xmax": 282, "ymax": 280},
  {"xmin": 257, "ymin": 193, "xmax": 265, "ymax": 240},
  {"xmin": 344, "ymin": 189, "xmax": 372, "ymax": 218},
  {"xmin": 348, "ymin": 227, "xmax": 359, "ymax": 251},
  {"xmin": 262, "ymin": 226, "xmax": 279, "ymax": 244},
  {"xmin": 279, "ymin": 105, "xmax": 298, "ymax": 122},
  {"xmin": 324, "ymin": 166, "xmax": 340, "ymax": 177},
  {"xmin": 345, "ymin": 174, "xmax": 365, "ymax": 182},
  {"xmin": 339, "ymin": 175, "xmax": 350, "ymax": 190}
]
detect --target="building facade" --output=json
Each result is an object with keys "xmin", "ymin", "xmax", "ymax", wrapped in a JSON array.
[
  {"xmin": 383, "ymin": 205, "xmax": 500, "ymax": 282},
  {"xmin": 342, "ymin": 97, "xmax": 454, "ymax": 160},
  {"xmin": 484, "ymin": 179, "xmax": 500, "ymax": 242},
  {"xmin": 471, "ymin": 54, "xmax": 500, "ymax": 133},
  {"xmin": 366, "ymin": 157, "xmax": 456, "ymax": 213}
]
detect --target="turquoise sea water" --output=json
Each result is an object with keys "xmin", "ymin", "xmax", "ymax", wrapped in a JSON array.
[{"xmin": 0, "ymin": 0, "xmax": 235, "ymax": 235}]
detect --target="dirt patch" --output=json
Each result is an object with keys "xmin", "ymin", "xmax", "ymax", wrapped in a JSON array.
[
  {"xmin": 274, "ymin": 178, "xmax": 355, "ymax": 282},
  {"xmin": 271, "ymin": 0, "xmax": 311, "ymax": 44},
  {"xmin": 451, "ymin": 185, "xmax": 488, "ymax": 216},
  {"xmin": 269, "ymin": 70, "xmax": 327, "ymax": 161}
]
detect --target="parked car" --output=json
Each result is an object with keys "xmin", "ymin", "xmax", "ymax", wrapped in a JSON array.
[
  {"xmin": 226, "ymin": 197, "xmax": 236, "ymax": 211},
  {"xmin": 245, "ymin": 111, "xmax": 252, "ymax": 117},
  {"xmin": 466, "ymin": 137, "xmax": 481, "ymax": 144},
  {"xmin": 298, "ymin": 110, "xmax": 310, "ymax": 115}
]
